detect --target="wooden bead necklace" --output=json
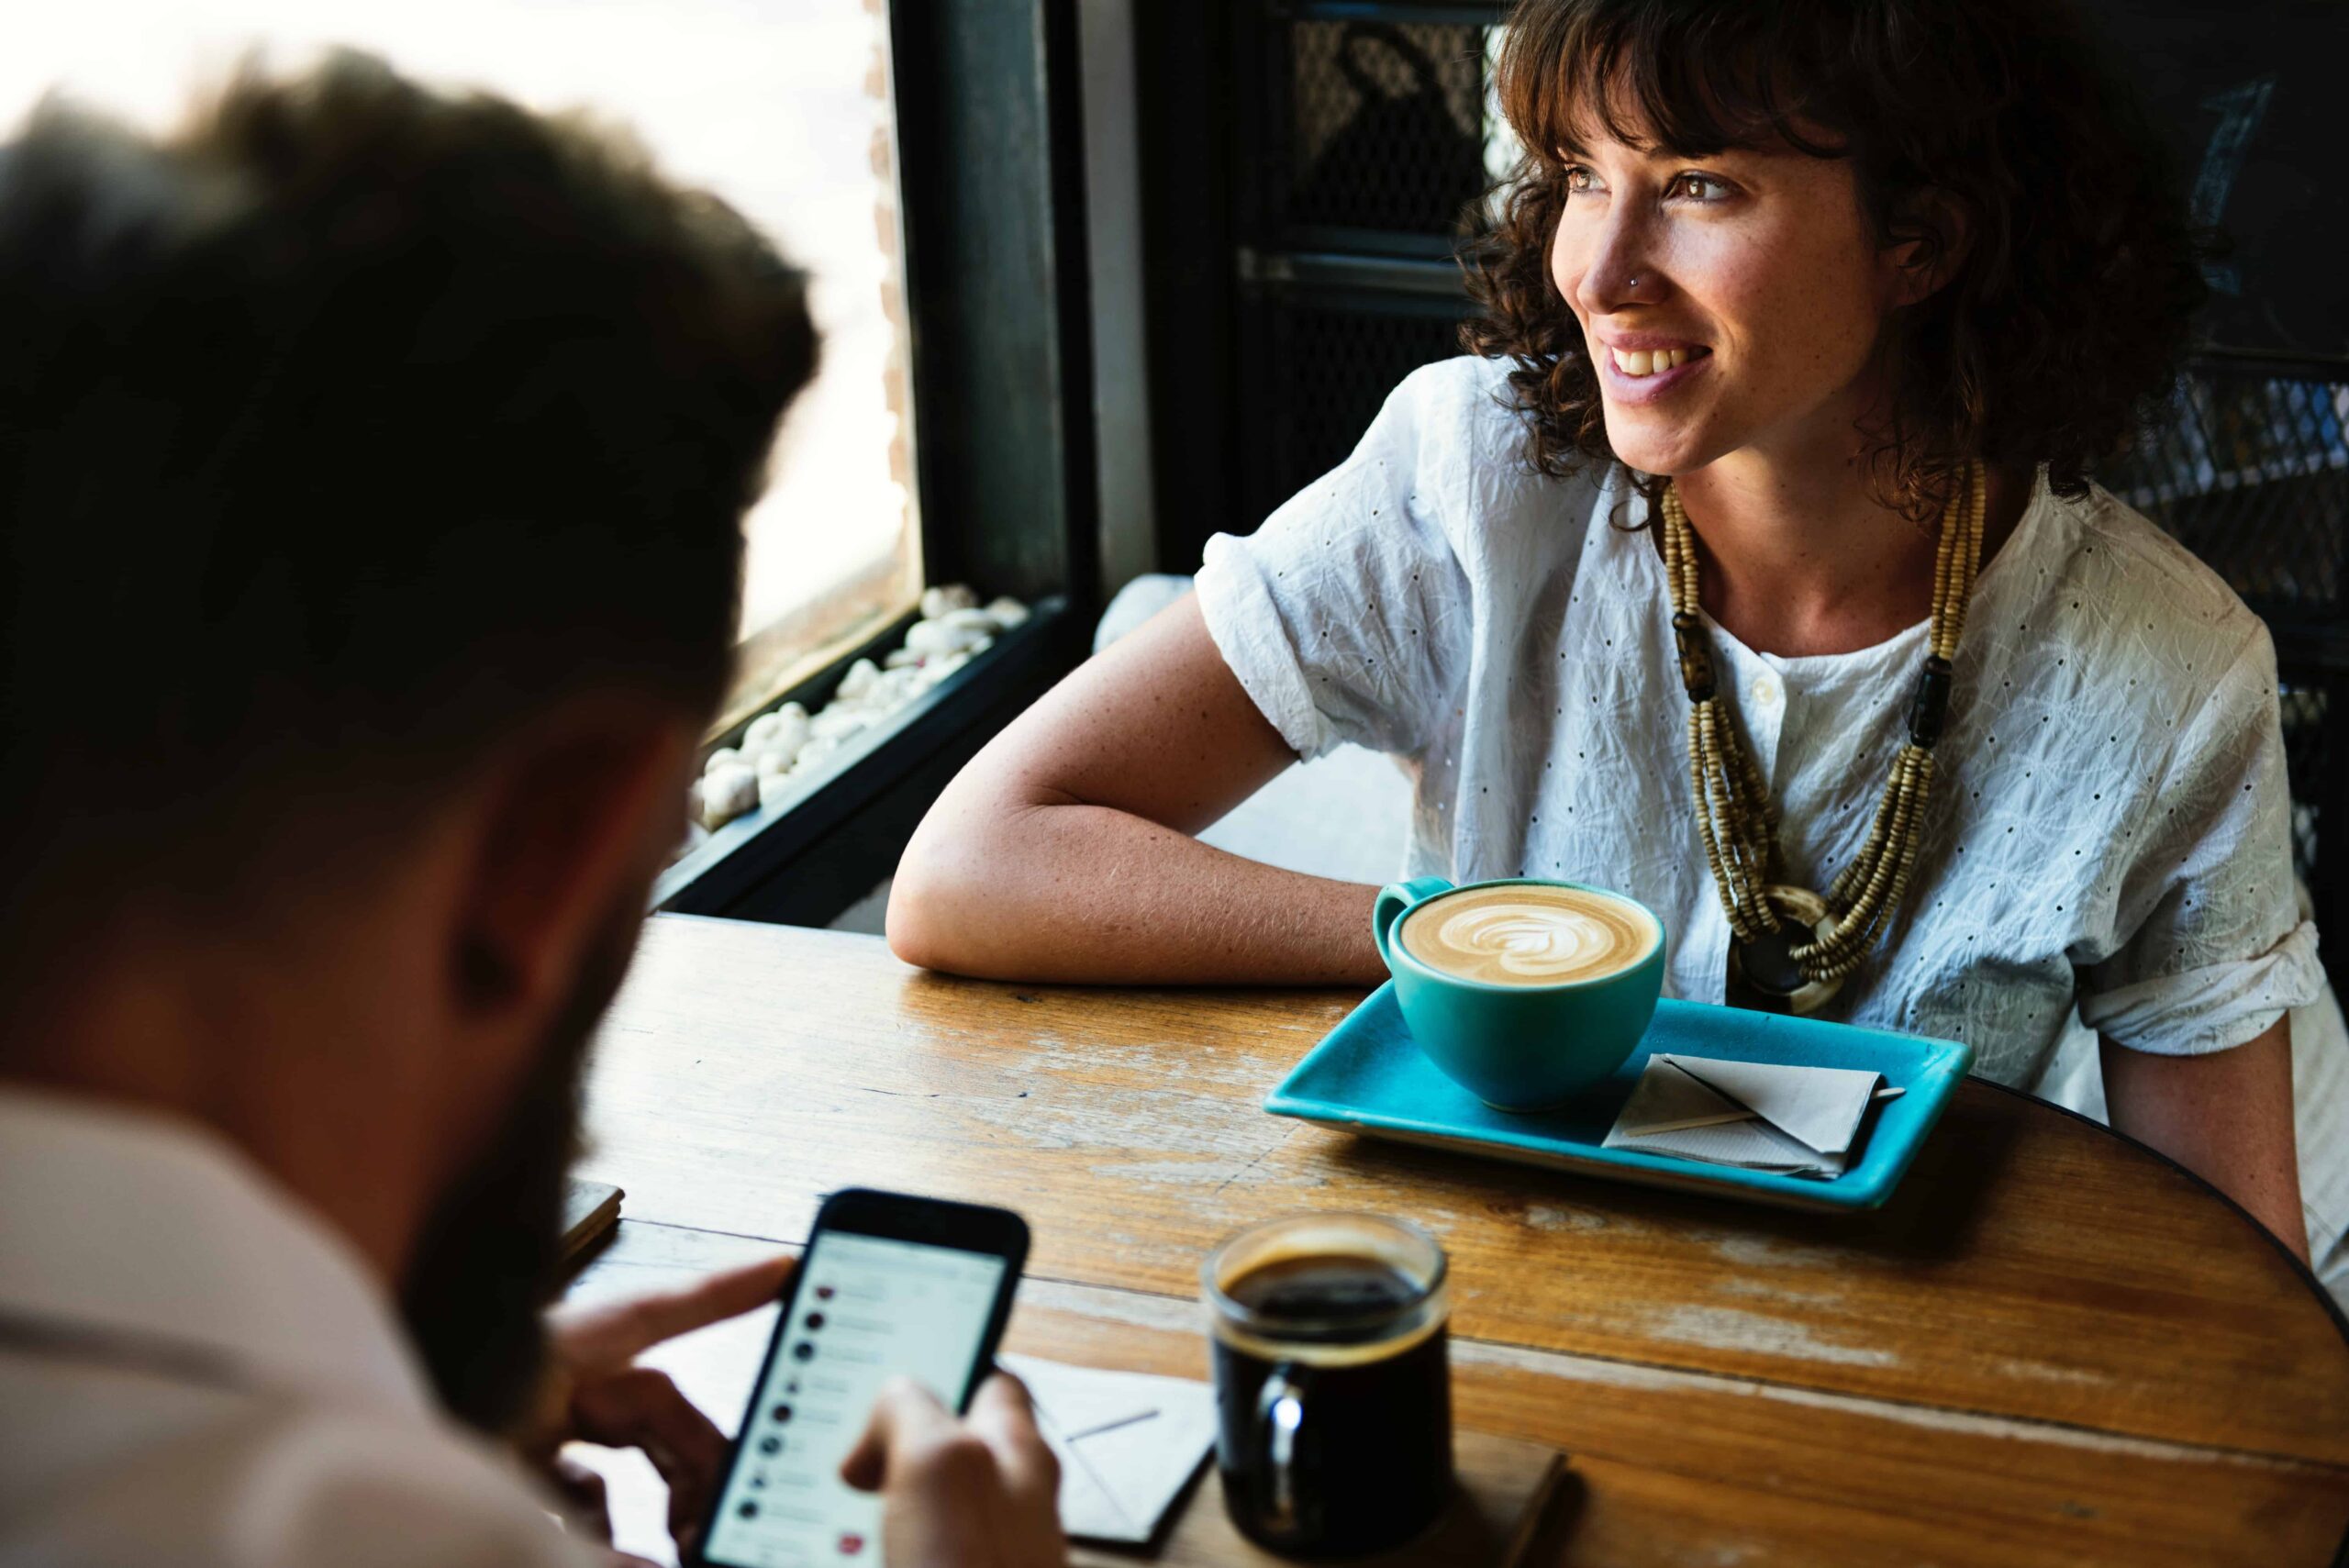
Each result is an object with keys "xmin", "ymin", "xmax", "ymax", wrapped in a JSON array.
[{"xmin": 1660, "ymin": 461, "xmax": 1986, "ymax": 1014}]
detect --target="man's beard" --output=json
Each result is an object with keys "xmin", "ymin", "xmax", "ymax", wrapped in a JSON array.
[{"xmin": 397, "ymin": 899, "xmax": 642, "ymax": 1435}]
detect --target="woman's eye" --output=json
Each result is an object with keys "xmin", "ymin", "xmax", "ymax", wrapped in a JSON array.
[
  {"xmin": 1563, "ymin": 164, "xmax": 1600, "ymax": 195},
  {"xmin": 1669, "ymin": 172, "xmax": 1730, "ymax": 202}
]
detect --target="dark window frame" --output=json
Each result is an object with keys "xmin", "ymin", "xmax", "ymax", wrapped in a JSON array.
[{"xmin": 660, "ymin": 0, "xmax": 1100, "ymax": 927}]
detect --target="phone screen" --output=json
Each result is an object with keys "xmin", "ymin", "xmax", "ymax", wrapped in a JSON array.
[{"xmin": 701, "ymin": 1229, "xmax": 1010, "ymax": 1567}]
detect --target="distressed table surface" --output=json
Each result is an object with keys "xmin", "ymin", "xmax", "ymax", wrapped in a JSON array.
[{"xmin": 569, "ymin": 915, "xmax": 2349, "ymax": 1567}]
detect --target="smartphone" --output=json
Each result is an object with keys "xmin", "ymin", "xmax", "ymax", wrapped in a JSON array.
[{"xmin": 696, "ymin": 1187, "xmax": 1030, "ymax": 1568}]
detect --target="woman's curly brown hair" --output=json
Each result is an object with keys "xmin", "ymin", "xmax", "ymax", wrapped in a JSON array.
[{"xmin": 1459, "ymin": 0, "xmax": 2212, "ymax": 522}]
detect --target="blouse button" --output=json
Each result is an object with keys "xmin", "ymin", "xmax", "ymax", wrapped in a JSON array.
[{"xmin": 1752, "ymin": 673, "xmax": 1784, "ymax": 708}]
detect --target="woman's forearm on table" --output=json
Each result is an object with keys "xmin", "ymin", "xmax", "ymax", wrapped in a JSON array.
[
  {"xmin": 891, "ymin": 594, "xmax": 1387, "ymax": 986},
  {"xmin": 887, "ymin": 795, "xmax": 1386, "ymax": 985},
  {"xmin": 2100, "ymin": 1021, "xmax": 2309, "ymax": 1264}
]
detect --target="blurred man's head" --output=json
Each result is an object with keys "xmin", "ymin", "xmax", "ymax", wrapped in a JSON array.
[{"xmin": 0, "ymin": 54, "xmax": 815, "ymax": 1431}]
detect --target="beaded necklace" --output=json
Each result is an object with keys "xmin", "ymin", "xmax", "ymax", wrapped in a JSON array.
[{"xmin": 1660, "ymin": 460, "xmax": 1986, "ymax": 1014}]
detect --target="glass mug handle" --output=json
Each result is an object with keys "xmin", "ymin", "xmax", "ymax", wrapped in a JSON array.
[
  {"xmin": 1372, "ymin": 877, "xmax": 1454, "ymax": 964},
  {"xmin": 1254, "ymin": 1362, "xmax": 1312, "ymax": 1537}
]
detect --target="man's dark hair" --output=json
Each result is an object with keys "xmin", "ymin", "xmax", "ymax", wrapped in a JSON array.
[
  {"xmin": 1461, "ymin": 0, "xmax": 2210, "ymax": 523},
  {"xmin": 0, "ymin": 52, "xmax": 816, "ymax": 972}
]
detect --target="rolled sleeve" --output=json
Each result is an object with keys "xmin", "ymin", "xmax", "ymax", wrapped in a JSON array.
[
  {"xmin": 1193, "ymin": 361, "xmax": 1475, "ymax": 763},
  {"xmin": 2078, "ymin": 918, "xmax": 2321, "ymax": 1054},
  {"xmin": 1196, "ymin": 530, "xmax": 1334, "ymax": 759},
  {"xmin": 2078, "ymin": 623, "xmax": 2324, "ymax": 1053}
]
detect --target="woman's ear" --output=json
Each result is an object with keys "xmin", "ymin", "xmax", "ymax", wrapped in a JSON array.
[{"xmin": 1884, "ymin": 187, "xmax": 1972, "ymax": 307}]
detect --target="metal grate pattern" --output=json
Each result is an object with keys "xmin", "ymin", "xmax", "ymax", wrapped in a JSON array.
[
  {"xmin": 2280, "ymin": 684, "xmax": 2328, "ymax": 898},
  {"xmin": 2101, "ymin": 370, "xmax": 2349, "ymax": 612},
  {"xmin": 1278, "ymin": 18, "xmax": 1495, "ymax": 241},
  {"xmin": 1241, "ymin": 299, "xmax": 1465, "ymax": 527}
]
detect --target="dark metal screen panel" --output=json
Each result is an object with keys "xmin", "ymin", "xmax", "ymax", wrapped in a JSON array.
[
  {"xmin": 1238, "ymin": 3, "xmax": 1503, "ymax": 259},
  {"xmin": 2102, "ymin": 360, "xmax": 2349, "ymax": 632},
  {"xmin": 1233, "ymin": 287, "xmax": 1467, "ymax": 529}
]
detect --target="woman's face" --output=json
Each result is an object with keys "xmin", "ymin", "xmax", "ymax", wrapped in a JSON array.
[{"xmin": 1548, "ymin": 122, "xmax": 1911, "ymax": 478}]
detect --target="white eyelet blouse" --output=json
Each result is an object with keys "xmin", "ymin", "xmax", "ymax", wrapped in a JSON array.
[{"xmin": 1196, "ymin": 355, "xmax": 2322, "ymax": 1086}]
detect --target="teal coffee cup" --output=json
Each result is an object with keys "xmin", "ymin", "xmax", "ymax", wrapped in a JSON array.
[{"xmin": 1373, "ymin": 877, "xmax": 1667, "ymax": 1111}]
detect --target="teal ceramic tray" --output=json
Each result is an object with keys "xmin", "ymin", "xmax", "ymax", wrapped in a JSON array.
[{"xmin": 1264, "ymin": 985, "xmax": 1973, "ymax": 1212}]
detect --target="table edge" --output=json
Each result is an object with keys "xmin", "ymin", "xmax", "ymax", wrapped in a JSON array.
[{"xmin": 1968, "ymin": 1076, "xmax": 2349, "ymax": 1351}]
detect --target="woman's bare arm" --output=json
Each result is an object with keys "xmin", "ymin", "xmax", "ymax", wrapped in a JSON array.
[
  {"xmin": 2100, "ymin": 1018, "xmax": 2308, "ymax": 1263},
  {"xmin": 886, "ymin": 595, "xmax": 1388, "ymax": 984}
]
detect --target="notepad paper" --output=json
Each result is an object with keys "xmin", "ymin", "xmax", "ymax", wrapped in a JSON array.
[
  {"xmin": 1601, "ymin": 1054, "xmax": 1884, "ymax": 1178},
  {"xmin": 1000, "ymin": 1353, "xmax": 1218, "ymax": 1544}
]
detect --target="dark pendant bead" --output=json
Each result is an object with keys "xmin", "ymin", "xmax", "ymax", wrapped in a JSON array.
[
  {"xmin": 1908, "ymin": 655, "xmax": 1953, "ymax": 748},
  {"xmin": 1735, "ymin": 928, "xmax": 1808, "ymax": 997},
  {"xmin": 1672, "ymin": 619, "xmax": 1716, "ymax": 701}
]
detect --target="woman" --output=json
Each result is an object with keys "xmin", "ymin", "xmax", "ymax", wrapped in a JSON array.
[{"xmin": 889, "ymin": 0, "xmax": 2319, "ymax": 1256}]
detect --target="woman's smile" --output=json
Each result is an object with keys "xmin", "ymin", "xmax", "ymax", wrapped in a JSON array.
[{"xmin": 1595, "ymin": 332, "xmax": 1713, "ymax": 406}]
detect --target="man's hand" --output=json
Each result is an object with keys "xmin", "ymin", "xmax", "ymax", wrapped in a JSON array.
[
  {"xmin": 841, "ymin": 1373, "xmax": 1066, "ymax": 1567},
  {"xmin": 529, "ymin": 1255, "xmax": 796, "ymax": 1557}
]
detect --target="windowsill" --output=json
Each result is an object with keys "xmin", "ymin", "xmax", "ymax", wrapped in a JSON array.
[
  {"xmin": 655, "ymin": 595, "xmax": 1074, "ymax": 917},
  {"xmin": 715, "ymin": 549, "xmax": 924, "ymax": 741}
]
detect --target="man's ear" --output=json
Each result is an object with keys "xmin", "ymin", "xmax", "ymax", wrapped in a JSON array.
[
  {"xmin": 1883, "ymin": 187, "xmax": 1972, "ymax": 308},
  {"xmin": 449, "ymin": 696, "xmax": 696, "ymax": 1027}
]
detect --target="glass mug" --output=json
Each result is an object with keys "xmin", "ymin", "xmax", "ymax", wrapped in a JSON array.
[{"xmin": 1201, "ymin": 1213, "xmax": 1454, "ymax": 1556}]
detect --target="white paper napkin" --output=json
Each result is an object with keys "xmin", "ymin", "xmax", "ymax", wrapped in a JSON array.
[
  {"xmin": 999, "ymin": 1353, "xmax": 1218, "ymax": 1544},
  {"xmin": 1601, "ymin": 1053, "xmax": 1885, "ymax": 1178}
]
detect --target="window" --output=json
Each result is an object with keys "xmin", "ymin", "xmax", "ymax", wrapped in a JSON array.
[
  {"xmin": 11, "ymin": 3, "xmax": 1097, "ymax": 926},
  {"xmin": 3, "ymin": 0, "xmax": 922, "ymax": 735}
]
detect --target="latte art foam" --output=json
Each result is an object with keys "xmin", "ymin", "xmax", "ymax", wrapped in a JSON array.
[{"xmin": 1397, "ymin": 884, "xmax": 1655, "ymax": 986}]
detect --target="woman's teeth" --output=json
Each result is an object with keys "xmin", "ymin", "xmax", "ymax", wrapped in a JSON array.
[{"xmin": 1609, "ymin": 346, "xmax": 1707, "ymax": 376}]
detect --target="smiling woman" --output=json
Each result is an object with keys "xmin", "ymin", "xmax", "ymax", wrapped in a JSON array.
[{"xmin": 890, "ymin": 0, "xmax": 2328, "ymax": 1263}]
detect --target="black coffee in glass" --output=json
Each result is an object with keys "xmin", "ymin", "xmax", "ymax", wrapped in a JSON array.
[{"xmin": 1203, "ymin": 1215, "xmax": 1453, "ymax": 1556}]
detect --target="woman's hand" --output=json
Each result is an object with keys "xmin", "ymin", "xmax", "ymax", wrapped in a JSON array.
[
  {"xmin": 529, "ymin": 1255, "xmax": 796, "ymax": 1558},
  {"xmin": 841, "ymin": 1373, "xmax": 1066, "ymax": 1568}
]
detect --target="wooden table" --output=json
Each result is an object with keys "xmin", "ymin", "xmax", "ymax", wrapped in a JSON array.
[{"xmin": 567, "ymin": 916, "xmax": 2349, "ymax": 1566}]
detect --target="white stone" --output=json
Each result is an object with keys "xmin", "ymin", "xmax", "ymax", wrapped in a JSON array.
[
  {"xmin": 985, "ymin": 595, "xmax": 1030, "ymax": 628},
  {"xmin": 699, "ymin": 763, "xmax": 758, "ymax": 828},
  {"xmin": 810, "ymin": 706, "xmax": 869, "ymax": 740},
  {"xmin": 906, "ymin": 617, "xmax": 991, "ymax": 659},
  {"xmin": 873, "ymin": 667, "xmax": 925, "ymax": 709},
  {"xmin": 937, "ymin": 606, "xmax": 997, "ymax": 635},
  {"xmin": 753, "ymin": 745, "xmax": 797, "ymax": 779},
  {"xmin": 774, "ymin": 707, "xmax": 810, "ymax": 753},
  {"xmin": 703, "ymin": 746, "xmax": 743, "ymax": 779},
  {"xmin": 758, "ymin": 773, "xmax": 796, "ymax": 811},
  {"xmin": 885, "ymin": 647, "xmax": 921, "ymax": 669},
  {"xmin": 921, "ymin": 583, "xmax": 979, "ymax": 618},
  {"xmin": 837, "ymin": 657, "xmax": 881, "ymax": 702}
]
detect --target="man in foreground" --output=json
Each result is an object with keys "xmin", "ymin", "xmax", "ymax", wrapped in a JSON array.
[{"xmin": 0, "ymin": 54, "xmax": 1060, "ymax": 1567}]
